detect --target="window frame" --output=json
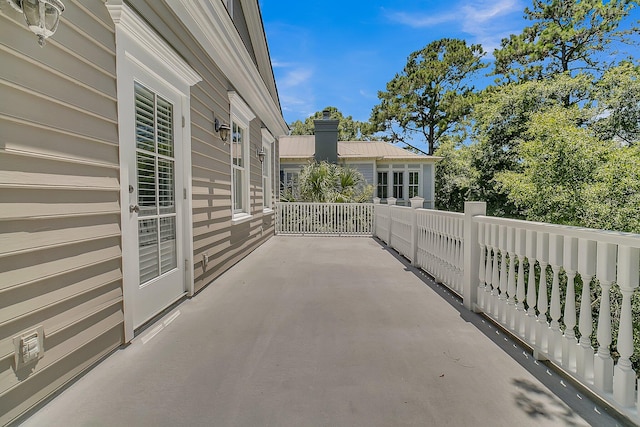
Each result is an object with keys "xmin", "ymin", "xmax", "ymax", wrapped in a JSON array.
[
  {"xmin": 377, "ymin": 171, "xmax": 388, "ymax": 199},
  {"xmin": 229, "ymin": 92, "xmax": 255, "ymax": 223},
  {"xmin": 393, "ymin": 171, "xmax": 404, "ymax": 199},
  {"xmin": 408, "ymin": 170, "xmax": 420, "ymax": 199},
  {"xmin": 261, "ymin": 129, "xmax": 274, "ymax": 212}
]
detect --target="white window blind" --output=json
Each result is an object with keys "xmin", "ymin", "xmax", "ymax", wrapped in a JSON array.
[{"xmin": 135, "ymin": 82, "xmax": 177, "ymax": 284}]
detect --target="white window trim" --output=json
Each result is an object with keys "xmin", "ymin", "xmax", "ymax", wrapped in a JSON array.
[
  {"xmin": 229, "ymin": 92, "xmax": 255, "ymax": 221},
  {"xmin": 262, "ymin": 128, "xmax": 275, "ymax": 213},
  {"xmin": 107, "ymin": 0, "xmax": 202, "ymax": 342}
]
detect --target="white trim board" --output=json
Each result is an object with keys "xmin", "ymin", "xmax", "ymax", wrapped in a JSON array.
[{"xmin": 168, "ymin": 0, "xmax": 288, "ymax": 137}]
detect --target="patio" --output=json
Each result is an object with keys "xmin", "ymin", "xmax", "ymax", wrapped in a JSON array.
[{"xmin": 19, "ymin": 236, "xmax": 623, "ymax": 426}]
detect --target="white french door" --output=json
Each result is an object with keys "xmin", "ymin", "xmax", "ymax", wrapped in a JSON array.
[{"xmin": 130, "ymin": 81, "xmax": 185, "ymax": 328}]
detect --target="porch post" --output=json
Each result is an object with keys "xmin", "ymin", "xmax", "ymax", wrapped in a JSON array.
[
  {"xmin": 372, "ymin": 198, "xmax": 380, "ymax": 238},
  {"xmin": 409, "ymin": 197, "xmax": 423, "ymax": 266},
  {"xmin": 463, "ymin": 201, "xmax": 486, "ymax": 312},
  {"xmin": 386, "ymin": 198, "xmax": 396, "ymax": 245}
]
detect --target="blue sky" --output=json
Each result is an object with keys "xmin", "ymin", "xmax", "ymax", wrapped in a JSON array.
[{"xmin": 260, "ymin": 0, "xmax": 639, "ymax": 126}]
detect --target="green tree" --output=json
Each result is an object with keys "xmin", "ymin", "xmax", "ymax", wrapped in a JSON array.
[
  {"xmin": 467, "ymin": 74, "xmax": 592, "ymax": 217},
  {"xmin": 434, "ymin": 137, "xmax": 476, "ymax": 212},
  {"xmin": 495, "ymin": 106, "xmax": 613, "ymax": 225},
  {"xmin": 592, "ymin": 61, "xmax": 640, "ymax": 146},
  {"xmin": 289, "ymin": 107, "xmax": 373, "ymax": 141},
  {"xmin": 292, "ymin": 161, "xmax": 373, "ymax": 203},
  {"xmin": 494, "ymin": 0, "xmax": 636, "ymax": 93},
  {"xmin": 582, "ymin": 144, "xmax": 640, "ymax": 233},
  {"xmin": 370, "ymin": 38, "xmax": 486, "ymax": 155}
]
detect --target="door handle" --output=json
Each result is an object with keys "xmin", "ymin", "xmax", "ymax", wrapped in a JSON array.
[{"xmin": 129, "ymin": 204, "xmax": 140, "ymax": 213}]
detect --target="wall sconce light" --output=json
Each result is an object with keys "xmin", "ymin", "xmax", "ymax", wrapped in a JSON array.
[
  {"xmin": 257, "ymin": 146, "xmax": 266, "ymax": 163},
  {"xmin": 214, "ymin": 118, "xmax": 230, "ymax": 143},
  {"xmin": 8, "ymin": 0, "xmax": 65, "ymax": 47}
]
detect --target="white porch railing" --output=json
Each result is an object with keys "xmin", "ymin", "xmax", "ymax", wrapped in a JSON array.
[
  {"xmin": 372, "ymin": 201, "xmax": 640, "ymax": 424},
  {"xmin": 275, "ymin": 202, "xmax": 373, "ymax": 235}
]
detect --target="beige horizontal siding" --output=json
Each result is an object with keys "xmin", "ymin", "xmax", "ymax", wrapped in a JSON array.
[{"xmin": 0, "ymin": 1, "xmax": 123, "ymax": 424}]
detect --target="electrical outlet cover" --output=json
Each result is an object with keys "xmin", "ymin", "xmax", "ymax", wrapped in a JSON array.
[{"xmin": 13, "ymin": 325, "xmax": 45, "ymax": 369}]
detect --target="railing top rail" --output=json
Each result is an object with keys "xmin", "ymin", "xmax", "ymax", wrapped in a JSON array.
[
  {"xmin": 389, "ymin": 205, "xmax": 413, "ymax": 210},
  {"xmin": 416, "ymin": 208, "xmax": 465, "ymax": 219},
  {"xmin": 277, "ymin": 202, "xmax": 374, "ymax": 206},
  {"xmin": 474, "ymin": 215, "xmax": 640, "ymax": 247}
]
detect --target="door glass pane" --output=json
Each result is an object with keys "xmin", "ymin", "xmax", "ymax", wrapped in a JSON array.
[
  {"xmin": 158, "ymin": 158, "xmax": 175, "ymax": 215},
  {"xmin": 160, "ymin": 217, "xmax": 177, "ymax": 274},
  {"xmin": 139, "ymin": 218, "xmax": 159, "ymax": 284},
  {"xmin": 137, "ymin": 152, "xmax": 157, "ymax": 216},
  {"xmin": 157, "ymin": 96, "xmax": 173, "ymax": 157},
  {"xmin": 135, "ymin": 83, "xmax": 156, "ymax": 153}
]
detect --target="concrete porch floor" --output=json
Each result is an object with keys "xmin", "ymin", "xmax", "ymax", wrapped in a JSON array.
[{"xmin": 19, "ymin": 236, "xmax": 627, "ymax": 426}]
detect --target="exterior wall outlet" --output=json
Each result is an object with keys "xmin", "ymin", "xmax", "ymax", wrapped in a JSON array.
[
  {"xmin": 13, "ymin": 325, "xmax": 44, "ymax": 369},
  {"xmin": 202, "ymin": 253, "xmax": 209, "ymax": 269}
]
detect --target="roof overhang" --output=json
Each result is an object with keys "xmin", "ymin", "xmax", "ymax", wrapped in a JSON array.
[{"xmin": 168, "ymin": 0, "xmax": 288, "ymax": 137}]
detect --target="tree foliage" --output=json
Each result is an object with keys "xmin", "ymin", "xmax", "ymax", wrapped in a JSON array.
[
  {"xmin": 289, "ymin": 107, "xmax": 374, "ymax": 141},
  {"xmin": 370, "ymin": 38, "xmax": 486, "ymax": 155},
  {"xmin": 433, "ymin": 137, "xmax": 476, "ymax": 212},
  {"xmin": 592, "ymin": 61, "xmax": 640, "ymax": 145},
  {"xmin": 494, "ymin": 0, "xmax": 637, "ymax": 86}
]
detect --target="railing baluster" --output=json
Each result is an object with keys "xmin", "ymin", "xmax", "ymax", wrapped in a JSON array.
[
  {"xmin": 477, "ymin": 223, "xmax": 486, "ymax": 310},
  {"xmin": 577, "ymin": 238, "xmax": 596, "ymax": 382},
  {"xmin": 535, "ymin": 232, "xmax": 549, "ymax": 355},
  {"xmin": 514, "ymin": 228, "xmax": 527, "ymax": 338},
  {"xmin": 506, "ymin": 227, "xmax": 516, "ymax": 330},
  {"xmin": 594, "ymin": 242, "xmax": 616, "ymax": 393},
  {"xmin": 548, "ymin": 233, "xmax": 564, "ymax": 362},
  {"xmin": 562, "ymin": 236, "xmax": 578, "ymax": 372},
  {"xmin": 613, "ymin": 246, "xmax": 640, "ymax": 407},
  {"xmin": 498, "ymin": 225, "xmax": 508, "ymax": 324},
  {"xmin": 484, "ymin": 223, "xmax": 494, "ymax": 313},
  {"xmin": 525, "ymin": 229, "xmax": 538, "ymax": 344}
]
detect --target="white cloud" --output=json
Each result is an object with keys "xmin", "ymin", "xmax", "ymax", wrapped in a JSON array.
[
  {"xmin": 386, "ymin": 0, "xmax": 524, "ymax": 54},
  {"xmin": 279, "ymin": 67, "xmax": 313, "ymax": 89}
]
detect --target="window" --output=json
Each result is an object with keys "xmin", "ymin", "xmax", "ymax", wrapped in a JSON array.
[
  {"xmin": 393, "ymin": 171, "xmax": 404, "ymax": 199},
  {"xmin": 377, "ymin": 171, "xmax": 388, "ymax": 199},
  {"xmin": 281, "ymin": 170, "xmax": 299, "ymax": 198},
  {"xmin": 409, "ymin": 171, "xmax": 419, "ymax": 198},
  {"xmin": 229, "ymin": 92, "xmax": 255, "ymax": 221},
  {"xmin": 262, "ymin": 130, "xmax": 274, "ymax": 210},
  {"xmin": 231, "ymin": 121, "xmax": 246, "ymax": 214}
]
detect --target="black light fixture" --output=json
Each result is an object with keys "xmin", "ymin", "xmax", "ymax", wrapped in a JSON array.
[
  {"xmin": 214, "ymin": 118, "xmax": 230, "ymax": 142},
  {"xmin": 257, "ymin": 146, "xmax": 266, "ymax": 163},
  {"xmin": 8, "ymin": 0, "xmax": 65, "ymax": 47}
]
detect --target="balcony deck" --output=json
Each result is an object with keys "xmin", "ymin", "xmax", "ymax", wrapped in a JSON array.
[{"xmin": 20, "ymin": 237, "xmax": 625, "ymax": 426}]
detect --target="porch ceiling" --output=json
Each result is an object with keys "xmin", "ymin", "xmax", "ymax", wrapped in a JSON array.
[{"xmin": 21, "ymin": 237, "xmax": 620, "ymax": 426}]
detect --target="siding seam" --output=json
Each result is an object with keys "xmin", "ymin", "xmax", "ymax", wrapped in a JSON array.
[
  {"xmin": 0, "ymin": 44, "xmax": 118, "ymax": 102},
  {"xmin": 0, "ymin": 115, "xmax": 118, "ymax": 147},
  {"xmin": 0, "ymin": 277, "xmax": 123, "ymax": 331},
  {"xmin": 0, "ymin": 232, "xmax": 122, "ymax": 259},
  {"xmin": 1, "ymin": 80, "xmax": 118, "ymax": 125},
  {"xmin": 0, "ymin": 254, "xmax": 122, "ymax": 292},
  {"xmin": 1, "ymin": 147, "xmax": 119, "ymax": 170}
]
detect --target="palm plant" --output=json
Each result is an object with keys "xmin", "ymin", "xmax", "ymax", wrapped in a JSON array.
[{"xmin": 294, "ymin": 161, "xmax": 373, "ymax": 203}]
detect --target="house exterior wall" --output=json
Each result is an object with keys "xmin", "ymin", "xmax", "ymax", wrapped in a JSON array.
[
  {"xmin": 343, "ymin": 162, "xmax": 374, "ymax": 184},
  {"xmin": 126, "ymin": 0, "xmax": 281, "ymax": 293},
  {"xmin": 1, "ymin": 0, "xmax": 285, "ymax": 424},
  {"xmin": 0, "ymin": 2, "xmax": 124, "ymax": 424}
]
